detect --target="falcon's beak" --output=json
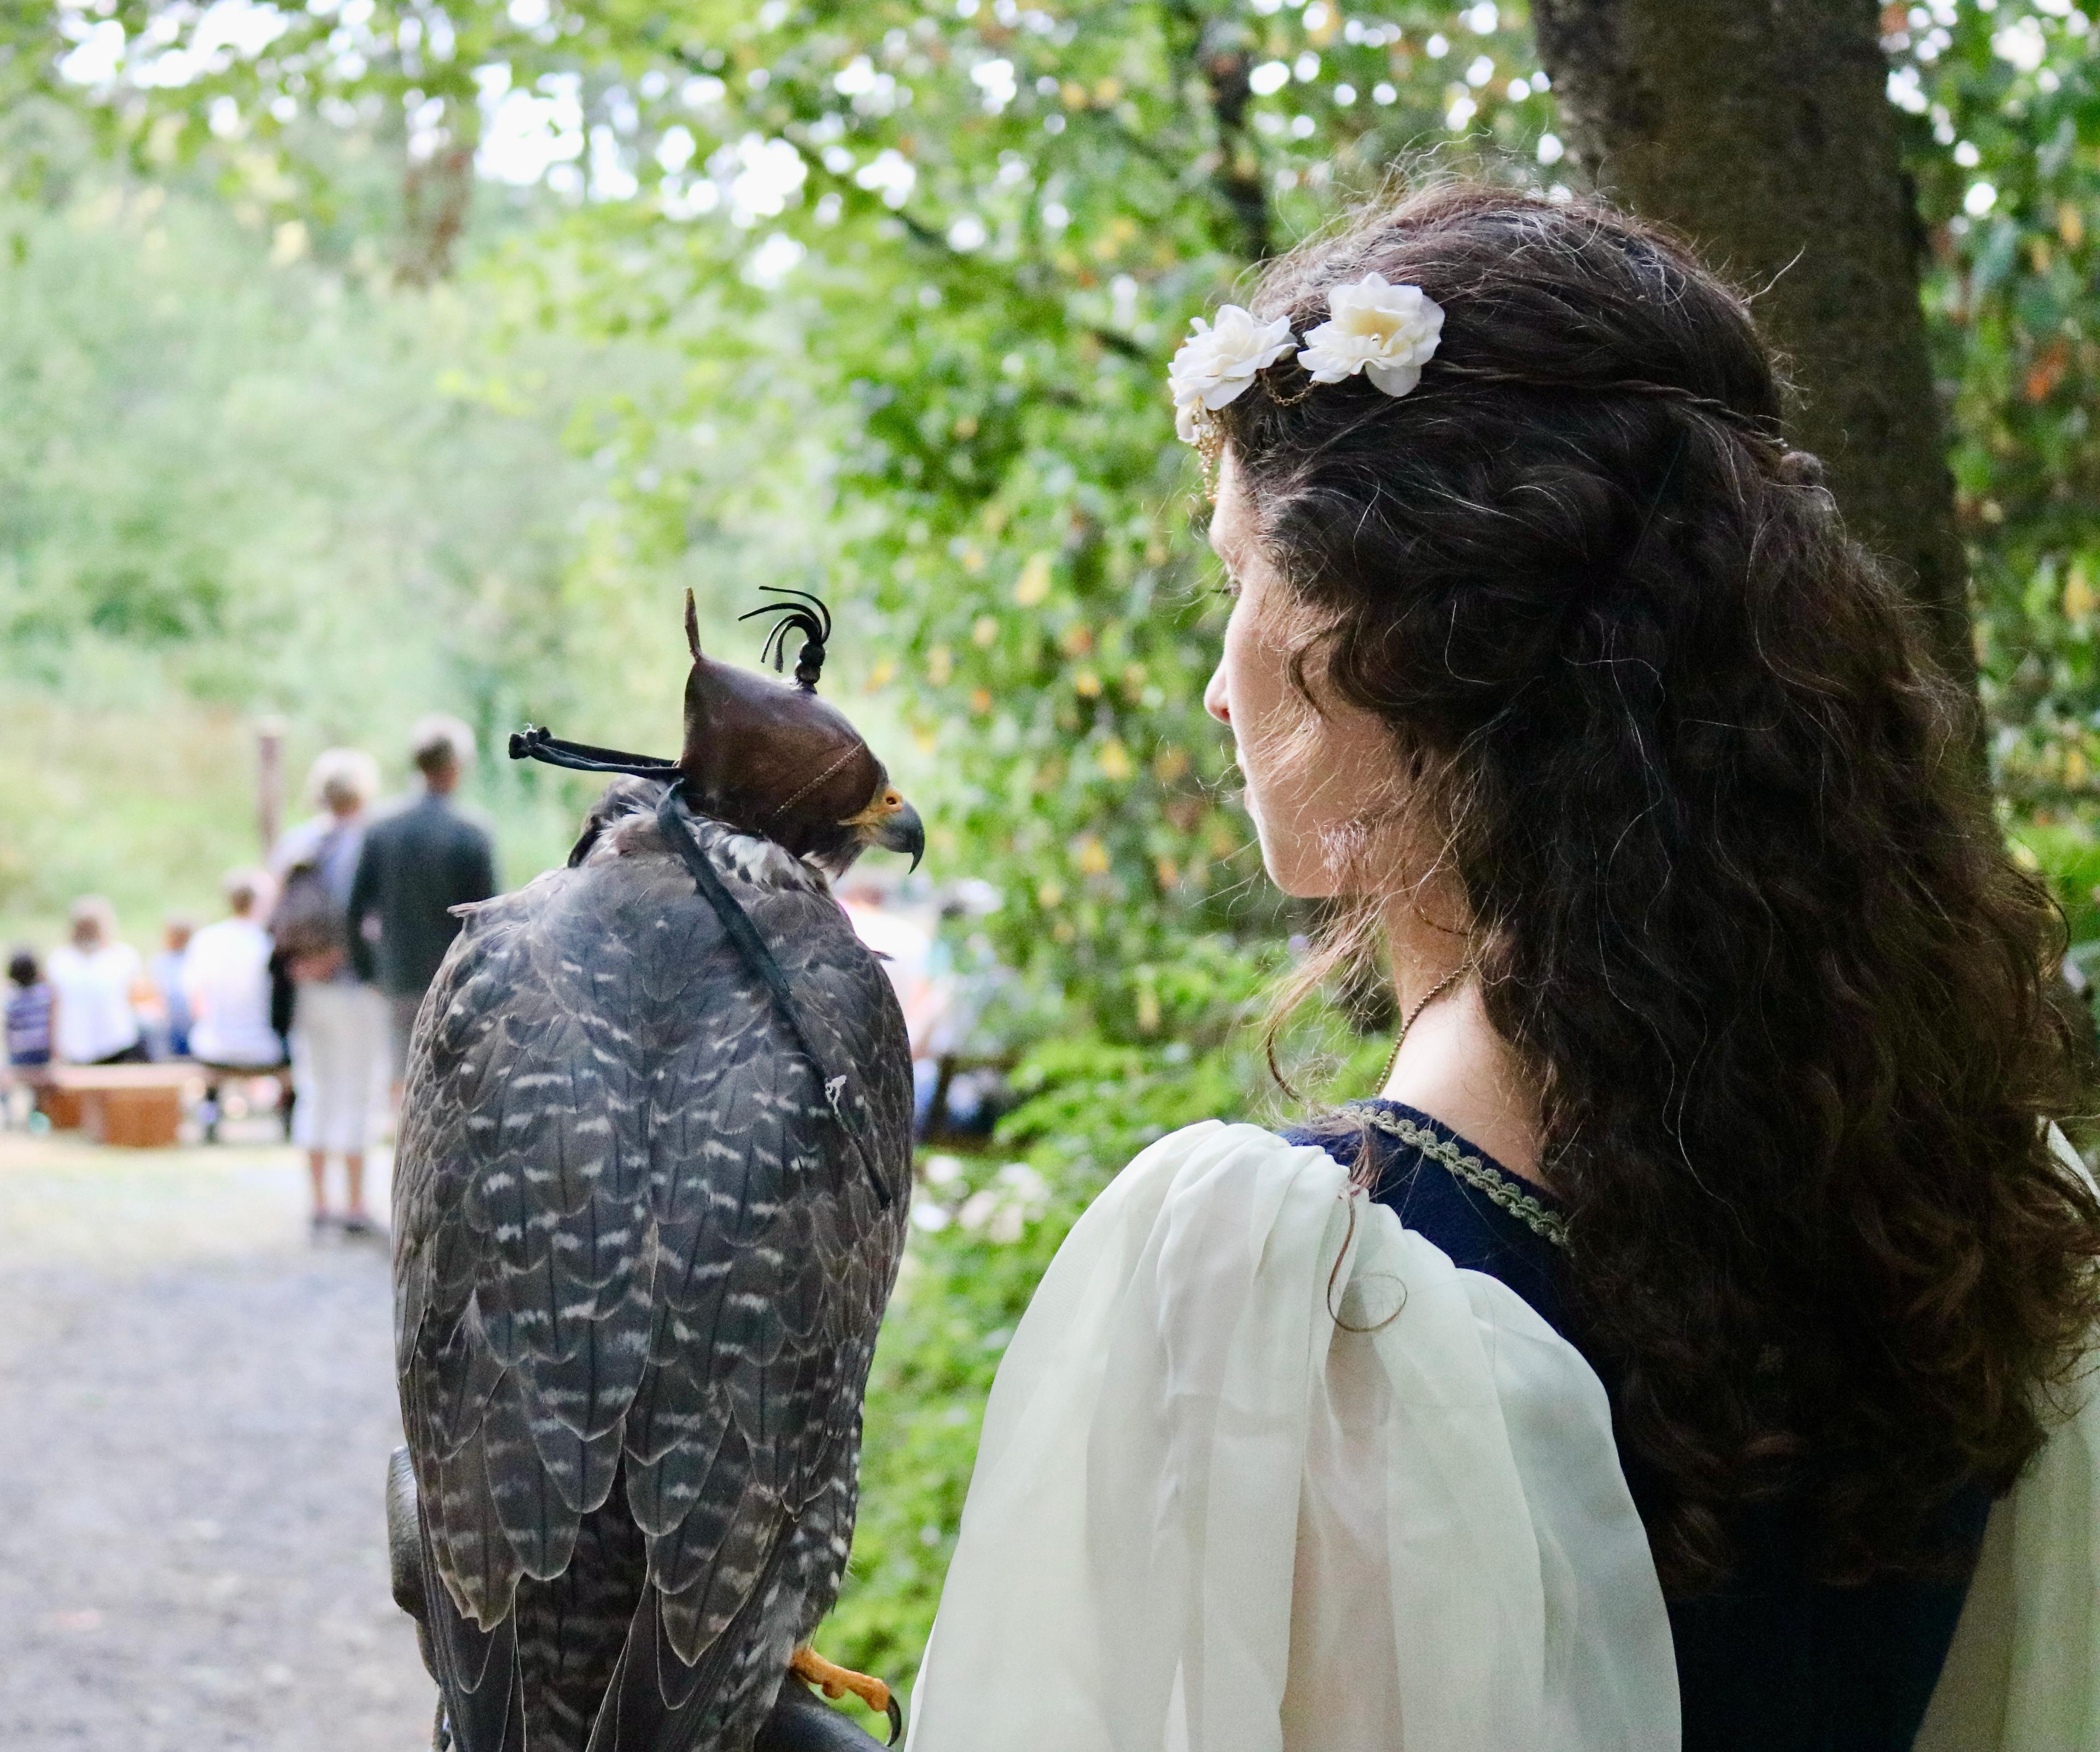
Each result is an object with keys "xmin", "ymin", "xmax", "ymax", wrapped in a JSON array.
[{"xmin": 872, "ymin": 800, "xmax": 925, "ymax": 872}]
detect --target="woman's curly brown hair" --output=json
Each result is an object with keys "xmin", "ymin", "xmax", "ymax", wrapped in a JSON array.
[{"xmin": 1215, "ymin": 184, "xmax": 2100, "ymax": 1592}]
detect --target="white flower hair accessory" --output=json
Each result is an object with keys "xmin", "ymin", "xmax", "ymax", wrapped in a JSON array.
[
  {"xmin": 1296, "ymin": 273, "xmax": 1445, "ymax": 398},
  {"xmin": 1167, "ymin": 304, "xmax": 1296, "ymax": 444}
]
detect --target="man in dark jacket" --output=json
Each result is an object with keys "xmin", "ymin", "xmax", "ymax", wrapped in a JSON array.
[{"xmin": 348, "ymin": 715, "xmax": 498, "ymax": 1079}]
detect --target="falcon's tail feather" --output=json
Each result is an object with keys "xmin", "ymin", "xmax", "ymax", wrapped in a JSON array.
[
  {"xmin": 585, "ymin": 1516, "xmax": 797, "ymax": 1752},
  {"xmin": 513, "ymin": 1482, "xmax": 650, "ymax": 1752},
  {"xmin": 420, "ymin": 1527, "xmax": 526, "ymax": 1752},
  {"xmin": 391, "ymin": 1447, "xmax": 524, "ymax": 1751}
]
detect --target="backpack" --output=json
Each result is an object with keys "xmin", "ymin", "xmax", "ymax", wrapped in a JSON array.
[{"xmin": 272, "ymin": 832, "xmax": 349, "ymax": 965}]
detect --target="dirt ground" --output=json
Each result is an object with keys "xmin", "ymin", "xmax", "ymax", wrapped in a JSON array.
[{"xmin": 0, "ymin": 1129, "xmax": 435, "ymax": 1751}]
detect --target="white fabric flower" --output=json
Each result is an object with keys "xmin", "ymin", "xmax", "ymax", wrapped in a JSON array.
[
  {"xmin": 1168, "ymin": 305, "xmax": 1296, "ymax": 442},
  {"xmin": 1296, "ymin": 272, "xmax": 1445, "ymax": 398}
]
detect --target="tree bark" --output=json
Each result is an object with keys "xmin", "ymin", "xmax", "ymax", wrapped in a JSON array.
[{"xmin": 1530, "ymin": 0, "xmax": 1973, "ymax": 689}]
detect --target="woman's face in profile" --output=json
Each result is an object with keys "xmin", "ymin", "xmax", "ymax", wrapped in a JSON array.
[{"xmin": 1203, "ymin": 450, "xmax": 1401, "ymax": 899}]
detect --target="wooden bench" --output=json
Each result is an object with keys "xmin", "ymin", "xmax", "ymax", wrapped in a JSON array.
[{"xmin": 34, "ymin": 1065, "xmax": 206, "ymax": 1149}]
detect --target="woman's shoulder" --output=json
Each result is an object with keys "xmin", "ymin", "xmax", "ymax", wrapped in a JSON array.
[{"xmin": 1104, "ymin": 1119, "xmax": 1351, "ymax": 1220}]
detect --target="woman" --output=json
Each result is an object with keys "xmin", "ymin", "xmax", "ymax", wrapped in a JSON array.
[
  {"xmin": 182, "ymin": 869, "xmax": 284, "ymax": 1072},
  {"xmin": 909, "ymin": 189, "xmax": 2100, "ymax": 1750},
  {"xmin": 271, "ymin": 747, "xmax": 388, "ymax": 1235},
  {"xmin": 46, "ymin": 897, "xmax": 148, "ymax": 1066}
]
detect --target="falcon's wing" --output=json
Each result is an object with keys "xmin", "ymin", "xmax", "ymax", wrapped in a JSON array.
[{"xmin": 393, "ymin": 790, "xmax": 911, "ymax": 1741}]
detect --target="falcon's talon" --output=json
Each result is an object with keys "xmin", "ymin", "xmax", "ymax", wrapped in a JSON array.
[{"xmin": 789, "ymin": 1646, "xmax": 897, "ymax": 1736}]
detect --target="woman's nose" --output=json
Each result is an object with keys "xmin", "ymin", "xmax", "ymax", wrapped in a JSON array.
[{"xmin": 1203, "ymin": 662, "xmax": 1231, "ymax": 725}]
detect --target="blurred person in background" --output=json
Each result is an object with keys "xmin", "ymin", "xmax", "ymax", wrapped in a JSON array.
[
  {"xmin": 183, "ymin": 869, "xmax": 283, "ymax": 1072},
  {"xmin": 348, "ymin": 714, "xmax": 497, "ymax": 1082},
  {"xmin": 271, "ymin": 748, "xmax": 387, "ymax": 1236},
  {"xmin": 7, "ymin": 949, "xmax": 54, "ymax": 1070},
  {"xmin": 836, "ymin": 869, "xmax": 948, "ymax": 1132},
  {"xmin": 145, "ymin": 913, "xmax": 196, "ymax": 1061},
  {"xmin": 47, "ymin": 897, "xmax": 148, "ymax": 1066}
]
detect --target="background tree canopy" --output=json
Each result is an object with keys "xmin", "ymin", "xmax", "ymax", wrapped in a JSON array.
[{"xmin": 4, "ymin": 0, "xmax": 2098, "ymax": 1699}]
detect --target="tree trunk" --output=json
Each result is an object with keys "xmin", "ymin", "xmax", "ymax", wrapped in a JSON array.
[{"xmin": 1530, "ymin": 0, "xmax": 1973, "ymax": 690}]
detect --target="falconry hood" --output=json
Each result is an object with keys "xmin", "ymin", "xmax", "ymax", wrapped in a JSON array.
[{"xmin": 510, "ymin": 587, "xmax": 925, "ymax": 876}]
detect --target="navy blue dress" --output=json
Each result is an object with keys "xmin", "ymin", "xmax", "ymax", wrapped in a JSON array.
[{"xmin": 1287, "ymin": 1099, "xmax": 1988, "ymax": 1752}]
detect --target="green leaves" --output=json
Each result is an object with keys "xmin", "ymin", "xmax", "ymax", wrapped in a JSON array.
[{"xmin": 1891, "ymin": 5, "xmax": 2100, "ymax": 917}]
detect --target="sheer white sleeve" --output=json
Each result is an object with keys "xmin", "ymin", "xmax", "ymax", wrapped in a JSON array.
[
  {"xmin": 905, "ymin": 1120, "xmax": 1680, "ymax": 1752},
  {"xmin": 1916, "ymin": 1122, "xmax": 2100, "ymax": 1750}
]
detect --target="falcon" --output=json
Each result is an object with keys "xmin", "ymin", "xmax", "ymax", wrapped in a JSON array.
[{"xmin": 386, "ymin": 589, "xmax": 923, "ymax": 1752}]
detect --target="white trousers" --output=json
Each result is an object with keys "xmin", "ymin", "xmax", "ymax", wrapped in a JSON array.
[{"xmin": 290, "ymin": 982, "xmax": 388, "ymax": 1155}]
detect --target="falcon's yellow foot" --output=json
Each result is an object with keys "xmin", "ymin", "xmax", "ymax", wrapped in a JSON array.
[{"xmin": 789, "ymin": 1646, "xmax": 903, "ymax": 1745}]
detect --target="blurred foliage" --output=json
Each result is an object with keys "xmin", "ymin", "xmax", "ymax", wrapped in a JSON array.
[
  {"xmin": 8, "ymin": 0, "xmax": 2100, "ymax": 1706},
  {"xmin": 0, "ymin": 106, "xmax": 880, "ymax": 939}
]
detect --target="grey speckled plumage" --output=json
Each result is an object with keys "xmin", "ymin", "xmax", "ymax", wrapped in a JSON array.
[{"xmin": 392, "ymin": 779, "xmax": 912, "ymax": 1752}]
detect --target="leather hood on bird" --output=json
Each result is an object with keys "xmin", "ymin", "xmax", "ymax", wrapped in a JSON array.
[{"xmin": 678, "ymin": 654, "xmax": 884, "ymax": 857}]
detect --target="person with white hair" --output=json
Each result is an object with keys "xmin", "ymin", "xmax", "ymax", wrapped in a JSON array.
[
  {"xmin": 347, "ymin": 714, "xmax": 497, "ymax": 1079},
  {"xmin": 271, "ymin": 747, "xmax": 387, "ymax": 1235},
  {"xmin": 183, "ymin": 869, "xmax": 283, "ymax": 1070},
  {"xmin": 46, "ymin": 897, "xmax": 148, "ymax": 1065}
]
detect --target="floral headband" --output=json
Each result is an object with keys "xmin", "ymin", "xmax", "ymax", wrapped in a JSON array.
[{"xmin": 1167, "ymin": 272, "xmax": 1445, "ymax": 451}]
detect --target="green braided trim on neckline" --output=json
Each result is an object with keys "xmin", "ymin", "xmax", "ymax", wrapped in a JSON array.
[{"xmin": 1361, "ymin": 1107, "xmax": 1571, "ymax": 1251}]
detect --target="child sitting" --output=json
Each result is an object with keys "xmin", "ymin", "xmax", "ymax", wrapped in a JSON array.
[{"xmin": 6, "ymin": 949, "xmax": 55, "ymax": 1069}]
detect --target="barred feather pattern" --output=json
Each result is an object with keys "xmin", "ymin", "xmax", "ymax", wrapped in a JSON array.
[{"xmin": 393, "ymin": 782, "xmax": 912, "ymax": 1752}]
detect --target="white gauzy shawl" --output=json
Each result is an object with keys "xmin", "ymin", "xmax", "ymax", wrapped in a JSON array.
[
  {"xmin": 906, "ymin": 1120, "xmax": 2100, "ymax": 1752},
  {"xmin": 1916, "ymin": 1125, "xmax": 2100, "ymax": 1750},
  {"xmin": 905, "ymin": 1121, "xmax": 1678, "ymax": 1752}
]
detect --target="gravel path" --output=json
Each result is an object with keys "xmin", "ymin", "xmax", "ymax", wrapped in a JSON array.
[{"xmin": 0, "ymin": 1132, "xmax": 435, "ymax": 1751}]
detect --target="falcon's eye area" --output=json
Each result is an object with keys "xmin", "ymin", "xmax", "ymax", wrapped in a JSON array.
[{"xmin": 840, "ymin": 787, "xmax": 908, "ymax": 829}]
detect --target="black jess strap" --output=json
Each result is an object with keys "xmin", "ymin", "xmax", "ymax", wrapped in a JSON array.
[{"xmin": 650, "ymin": 787, "xmax": 893, "ymax": 1211}]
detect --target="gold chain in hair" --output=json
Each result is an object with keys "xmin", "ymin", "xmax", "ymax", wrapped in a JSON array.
[{"xmin": 1429, "ymin": 362, "xmax": 1787, "ymax": 449}]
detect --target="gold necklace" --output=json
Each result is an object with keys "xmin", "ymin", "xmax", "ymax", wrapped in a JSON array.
[{"xmin": 1372, "ymin": 960, "xmax": 1472, "ymax": 1095}]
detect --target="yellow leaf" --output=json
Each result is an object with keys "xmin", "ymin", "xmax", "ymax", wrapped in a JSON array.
[
  {"xmin": 1073, "ymin": 669, "xmax": 1102, "ymax": 698},
  {"xmin": 2064, "ymin": 561, "xmax": 2094, "ymax": 622},
  {"xmin": 2062, "ymin": 202, "xmax": 2086, "ymax": 249},
  {"xmin": 1153, "ymin": 746, "xmax": 1191, "ymax": 783},
  {"xmin": 1015, "ymin": 552, "xmax": 1054, "ymax": 606},
  {"xmin": 926, "ymin": 645, "xmax": 953, "ymax": 685},
  {"xmin": 1074, "ymin": 835, "xmax": 1110, "ymax": 876},
  {"xmin": 1096, "ymin": 739, "xmax": 1131, "ymax": 781},
  {"xmin": 972, "ymin": 615, "xmax": 999, "ymax": 648},
  {"xmin": 1037, "ymin": 880, "xmax": 1064, "ymax": 908}
]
